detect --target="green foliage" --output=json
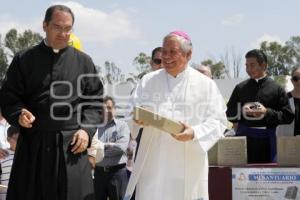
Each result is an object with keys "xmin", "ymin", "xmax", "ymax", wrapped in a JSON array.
[
  {"xmin": 286, "ymin": 36, "xmax": 300, "ymax": 67},
  {"xmin": 273, "ymin": 75, "xmax": 287, "ymax": 87},
  {"xmin": 102, "ymin": 61, "xmax": 123, "ymax": 84},
  {"xmin": 260, "ymin": 41, "xmax": 293, "ymax": 76},
  {"xmin": 211, "ymin": 62, "xmax": 226, "ymax": 79},
  {"xmin": 0, "ymin": 35, "xmax": 8, "ymax": 84},
  {"xmin": 201, "ymin": 59, "xmax": 213, "ymax": 66},
  {"xmin": 260, "ymin": 36, "xmax": 300, "ymax": 76},
  {"xmin": 133, "ymin": 52, "xmax": 151, "ymax": 75},
  {"xmin": 5, "ymin": 28, "xmax": 43, "ymax": 57},
  {"xmin": 201, "ymin": 59, "xmax": 225, "ymax": 79},
  {"xmin": 0, "ymin": 29, "xmax": 43, "ymax": 85}
]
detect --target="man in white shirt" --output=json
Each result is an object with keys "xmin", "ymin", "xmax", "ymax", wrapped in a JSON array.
[
  {"xmin": 0, "ymin": 112, "xmax": 10, "ymax": 159},
  {"xmin": 0, "ymin": 126, "xmax": 19, "ymax": 200}
]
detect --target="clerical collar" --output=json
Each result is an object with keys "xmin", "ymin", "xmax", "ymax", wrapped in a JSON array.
[
  {"xmin": 254, "ymin": 75, "xmax": 267, "ymax": 82},
  {"xmin": 43, "ymin": 39, "xmax": 60, "ymax": 53}
]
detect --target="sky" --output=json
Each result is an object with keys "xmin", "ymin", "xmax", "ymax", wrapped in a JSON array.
[{"xmin": 0, "ymin": 0, "xmax": 299, "ymax": 78}]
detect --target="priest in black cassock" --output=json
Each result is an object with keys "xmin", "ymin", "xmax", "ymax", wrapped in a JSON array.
[
  {"xmin": 0, "ymin": 5, "xmax": 103, "ymax": 200},
  {"xmin": 226, "ymin": 49, "xmax": 294, "ymax": 164}
]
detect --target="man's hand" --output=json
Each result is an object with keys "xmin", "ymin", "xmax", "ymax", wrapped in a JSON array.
[
  {"xmin": 243, "ymin": 102, "xmax": 267, "ymax": 119},
  {"xmin": 171, "ymin": 121, "xmax": 194, "ymax": 142},
  {"xmin": 71, "ymin": 129, "xmax": 89, "ymax": 154},
  {"xmin": 104, "ymin": 142, "xmax": 115, "ymax": 149},
  {"xmin": 18, "ymin": 108, "xmax": 35, "ymax": 128},
  {"xmin": 0, "ymin": 148, "xmax": 8, "ymax": 159},
  {"xmin": 232, "ymin": 123, "xmax": 238, "ymax": 132},
  {"xmin": 133, "ymin": 119, "xmax": 145, "ymax": 126}
]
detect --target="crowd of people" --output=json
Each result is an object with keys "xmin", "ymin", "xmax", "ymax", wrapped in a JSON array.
[{"xmin": 0, "ymin": 4, "xmax": 298, "ymax": 200}]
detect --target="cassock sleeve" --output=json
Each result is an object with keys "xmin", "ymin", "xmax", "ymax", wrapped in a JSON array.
[
  {"xmin": 264, "ymin": 86, "xmax": 294, "ymax": 127},
  {"xmin": 191, "ymin": 81, "xmax": 227, "ymax": 152},
  {"xmin": 0, "ymin": 54, "xmax": 26, "ymax": 127},
  {"xmin": 79, "ymin": 57, "xmax": 104, "ymax": 147},
  {"xmin": 226, "ymin": 85, "xmax": 240, "ymax": 123}
]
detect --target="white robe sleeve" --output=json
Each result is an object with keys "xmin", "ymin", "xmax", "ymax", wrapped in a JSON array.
[{"xmin": 192, "ymin": 81, "xmax": 227, "ymax": 152}]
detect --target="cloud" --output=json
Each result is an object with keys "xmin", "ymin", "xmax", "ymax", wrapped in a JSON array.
[
  {"xmin": 221, "ymin": 14, "xmax": 244, "ymax": 26},
  {"xmin": 56, "ymin": 1, "xmax": 142, "ymax": 45},
  {"xmin": 251, "ymin": 34, "xmax": 285, "ymax": 48},
  {"xmin": 0, "ymin": 14, "xmax": 43, "ymax": 37},
  {"xmin": 0, "ymin": 1, "xmax": 141, "ymax": 46}
]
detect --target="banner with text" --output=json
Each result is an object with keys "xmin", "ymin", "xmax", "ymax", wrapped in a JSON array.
[{"xmin": 232, "ymin": 168, "xmax": 300, "ymax": 200}]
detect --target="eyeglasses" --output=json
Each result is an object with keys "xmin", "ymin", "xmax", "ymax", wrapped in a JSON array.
[
  {"xmin": 292, "ymin": 76, "xmax": 300, "ymax": 82},
  {"xmin": 153, "ymin": 59, "xmax": 162, "ymax": 65},
  {"xmin": 50, "ymin": 24, "xmax": 73, "ymax": 34}
]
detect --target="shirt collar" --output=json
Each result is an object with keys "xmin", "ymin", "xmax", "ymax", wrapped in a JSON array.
[
  {"xmin": 106, "ymin": 117, "xmax": 117, "ymax": 126},
  {"xmin": 254, "ymin": 74, "xmax": 267, "ymax": 82},
  {"xmin": 43, "ymin": 39, "xmax": 68, "ymax": 54}
]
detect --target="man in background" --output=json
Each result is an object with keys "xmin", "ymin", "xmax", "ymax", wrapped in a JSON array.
[
  {"xmin": 150, "ymin": 47, "xmax": 163, "ymax": 71},
  {"xmin": 0, "ymin": 111, "xmax": 9, "ymax": 159},
  {"xmin": 226, "ymin": 49, "xmax": 294, "ymax": 163},
  {"xmin": 137, "ymin": 47, "xmax": 163, "ymax": 79},
  {"xmin": 197, "ymin": 64, "xmax": 212, "ymax": 78},
  {"xmin": 0, "ymin": 126, "xmax": 19, "ymax": 200},
  {"xmin": 94, "ymin": 96, "xmax": 130, "ymax": 200}
]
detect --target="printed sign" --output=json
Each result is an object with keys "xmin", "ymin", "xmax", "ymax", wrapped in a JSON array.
[{"xmin": 232, "ymin": 168, "xmax": 300, "ymax": 200}]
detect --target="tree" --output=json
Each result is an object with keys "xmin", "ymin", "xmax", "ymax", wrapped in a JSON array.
[
  {"xmin": 285, "ymin": 36, "xmax": 300, "ymax": 66},
  {"xmin": 260, "ymin": 41, "xmax": 293, "ymax": 75},
  {"xmin": 133, "ymin": 52, "xmax": 151, "ymax": 75},
  {"xmin": 0, "ymin": 29, "xmax": 43, "ymax": 85},
  {"xmin": 220, "ymin": 47, "xmax": 243, "ymax": 78},
  {"xmin": 95, "ymin": 64, "xmax": 102, "ymax": 74},
  {"xmin": 211, "ymin": 61, "xmax": 226, "ymax": 79},
  {"xmin": 103, "ymin": 61, "xmax": 123, "ymax": 84},
  {"xmin": 0, "ymin": 35, "xmax": 8, "ymax": 84},
  {"xmin": 201, "ymin": 59, "xmax": 226, "ymax": 79},
  {"xmin": 5, "ymin": 28, "xmax": 43, "ymax": 57}
]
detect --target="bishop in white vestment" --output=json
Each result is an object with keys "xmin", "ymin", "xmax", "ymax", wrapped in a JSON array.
[{"xmin": 124, "ymin": 31, "xmax": 227, "ymax": 200}]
